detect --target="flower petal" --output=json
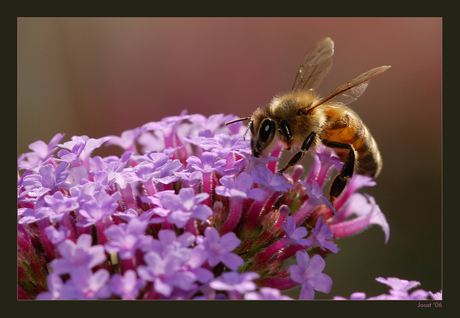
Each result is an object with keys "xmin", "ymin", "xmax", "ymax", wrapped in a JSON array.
[{"xmin": 220, "ymin": 253, "xmax": 244, "ymax": 271}]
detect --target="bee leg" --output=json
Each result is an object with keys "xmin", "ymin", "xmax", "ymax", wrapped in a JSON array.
[
  {"xmin": 277, "ymin": 132, "xmax": 316, "ymax": 175},
  {"xmin": 322, "ymin": 140, "xmax": 356, "ymax": 205}
]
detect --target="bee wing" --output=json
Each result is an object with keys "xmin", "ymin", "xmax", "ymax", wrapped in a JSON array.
[
  {"xmin": 314, "ymin": 65, "xmax": 391, "ymax": 107},
  {"xmin": 292, "ymin": 37, "xmax": 334, "ymax": 92}
]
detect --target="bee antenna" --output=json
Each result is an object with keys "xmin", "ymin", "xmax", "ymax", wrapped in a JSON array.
[
  {"xmin": 242, "ymin": 119, "xmax": 253, "ymax": 140},
  {"xmin": 225, "ymin": 117, "xmax": 252, "ymax": 140},
  {"xmin": 225, "ymin": 117, "xmax": 250, "ymax": 125}
]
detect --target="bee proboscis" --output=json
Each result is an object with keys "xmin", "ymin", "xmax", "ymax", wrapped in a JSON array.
[{"xmin": 226, "ymin": 37, "xmax": 390, "ymax": 205}]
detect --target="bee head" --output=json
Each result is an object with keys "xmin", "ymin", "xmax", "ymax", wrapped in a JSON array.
[{"xmin": 225, "ymin": 109, "xmax": 277, "ymax": 158}]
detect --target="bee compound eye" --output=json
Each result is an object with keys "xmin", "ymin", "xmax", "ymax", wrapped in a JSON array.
[{"xmin": 259, "ymin": 118, "xmax": 275, "ymax": 144}]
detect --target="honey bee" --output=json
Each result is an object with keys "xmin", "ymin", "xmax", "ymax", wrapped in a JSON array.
[{"xmin": 226, "ymin": 37, "xmax": 390, "ymax": 204}]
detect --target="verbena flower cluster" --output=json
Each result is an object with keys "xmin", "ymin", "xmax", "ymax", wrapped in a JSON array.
[
  {"xmin": 17, "ymin": 110, "xmax": 435, "ymax": 300},
  {"xmin": 334, "ymin": 277, "xmax": 442, "ymax": 300}
]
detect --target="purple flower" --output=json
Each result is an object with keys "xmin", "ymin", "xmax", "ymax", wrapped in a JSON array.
[
  {"xmin": 244, "ymin": 287, "xmax": 293, "ymax": 300},
  {"xmin": 142, "ymin": 112, "xmax": 189, "ymax": 133},
  {"xmin": 106, "ymin": 127, "xmax": 142, "ymax": 152},
  {"xmin": 141, "ymin": 232, "xmax": 214, "ymax": 287},
  {"xmin": 305, "ymin": 145, "xmax": 343, "ymax": 187},
  {"xmin": 88, "ymin": 154, "xmax": 131, "ymax": 188},
  {"xmin": 36, "ymin": 273, "xmax": 65, "ymax": 300},
  {"xmin": 137, "ymin": 250, "xmax": 196, "ymax": 297},
  {"xmin": 333, "ymin": 292, "xmax": 367, "ymax": 300},
  {"xmin": 69, "ymin": 166, "xmax": 91, "ymax": 186},
  {"xmin": 113, "ymin": 208, "xmax": 140, "ymax": 222},
  {"xmin": 141, "ymin": 110, "xmax": 190, "ymax": 152},
  {"xmin": 18, "ymin": 182, "xmax": 49, "ymax": 203},
  {"xmin": 308, "ymin": 216, "xmax": 339, "ymax": 254},
  {"xmin": 76, "ymin": 190, "xmax": 121, "ymax": 227},
  {"xmin": 156, "ymin": 188, "xmax": 213, "ymax": 228},
  {"xmin": 45, "ymin": 225, "xmax": 70, "ymax": 246},
  {"xmin": 58, "ymin": 135, "xmax": 111, "ymax": 165},
  {"xmin": 374, "ymin": 277, "xmax": 429, "ymax": 300},
  {"xmin": 240, "ymin": 152, "xmax": 279, "ymax": 172},
  {"xmin": 387, "ymin": 289, "xmax": 430, "ymax": 300},
  {"xmin": 283, "ymin": 216, "xmax": 311, "ymax": 246},
  {"xmin": 181, "ymin": 246, "xmax": 214, "ymax": 284},
  {"xmin": 57, "ymin": 268, "xmax": 111, "ymax": 300},
  {"xmin": 251, "ymin": 165, "xmax": 296, "ymax": 192},
  {"xmin": 334, "ymin": 277, "xmax": 433, "ymax": 300},
  {"xmin": 128, "ymin": 155, "xmax": 183, "ymax": 185},
  {"xmin": 330, "ymin": 193, "xmax": 389, "ymax": 244},
  {"xmin": 152, "ymin": 160, "xmax": 184, "ymax": 185},
  {"xmin": 18, "ymin": 111, "xmax": 395, "ymax": 300},
  {"xmin": 17, "ymin": 206, "xmax": 49, "ymax": 224},
  {"xmin": 176, "ymin": 169, "xmax": 203, "ymax": 187},
  {"xmin": 139, "ymin": 152, "xmax": 171, "ymax": 169},
  {"xmin": 159, "ymin": 110, "xmax": 191, "ymax": 128},
  {"xmin": 104, "ymin": 218, "xmax": 151, "ymax": 259},
  {"xmin": 210, "ymin": 271, "xmax": 259, "ymax": 294},
  {"xmin": 18, "ymin": 133, "xmax": 65, "ymax": 171},
  {"xmin": 43, "ymin": 191, "xmax": 79, "ymax": 223},
  {"xmin": 192, "ymin": 133, "xmax": 249, "ymax": 158},
  {"xmin": 146, "ymin": 229, "xmax": 195, "ymax": 256},
  {"xmin": 49, "ymin": 234, "xmax": 107, "ymax": 276},
  {"xmin": 19, "ymin": 163, "xmax": 70, "ymax": 200},
  {"xmin": 299, "ymin": 179, "xmax": 336, "ymax": 214},
  {"xmin": 334, "ymin": 174, "xmax": 376, "ymax": 207},
  {"xmin": 186, "ymin": 152, "xmax": 227, "ymax": 174},
  {"xmin": 215, "ymin": 172, "xmax": 265, "ymax": 201},
  {"xmin": 289, "ymin": 250, "xmax": 333, "ymax": 300},
  {"xmin": 198, "ymin": 227, "xmax": 244, "ymax": 271},
  {"xmin": 69, "ymin": 178, "xmax": 102, "ymax": 200},
  {"xmin": 189, "ymin": 113, "xmax": 240, "ymax": 136},
  {"xmin": 375, "ymin": 276, "xmax": 420, "ymax": 292},
  {"xmin": 429, "ymin": 290, "xmax": 442, "ymax": 300},
  {"xmin": 220, "ymin": 157, "xmax": 247, "ymax": 177},
  {"xmin": 110, "ymin": 269, "xmax": 146, "ymax": 300},
  {"xmin": 136, "ymin": 131, "xmax": 165, "ymax": 153}
]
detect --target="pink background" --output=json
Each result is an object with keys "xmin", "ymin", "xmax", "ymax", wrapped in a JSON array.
[{"xmin": 18, "ymin": 18, "xmax": 442, "ymax": 298}]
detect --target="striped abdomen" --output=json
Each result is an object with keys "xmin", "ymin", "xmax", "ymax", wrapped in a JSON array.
[{"xmin": 319, "ymin": 105, "xmax": 382, "ymax": 178}]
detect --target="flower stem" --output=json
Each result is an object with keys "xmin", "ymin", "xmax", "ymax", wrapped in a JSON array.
[
  {"xmin": 61, "ymin": 212, "xmax": 76, "ymax": 242},
  {"xmin": 219, "ymin": 197, "xmax": 242, "ymax": 234},
  {"xmin": 293, "ymin": 199, "xmax": 315, "ymax": 226},
  {"xmin": 244, "ymin": 189, "xmax": 281, "ymax": 231},
  {"xmin": 305, "ymin": 158, "xmax": 336, "ymax": 188},
  {"xmin": 268, "ymin": 144, "xmax": 283, "ymax": 173},
  {"xmin": 253, "ymin": 238, "xmax": 290, "ymax": 268},
  {"xmin": 257, "ymin": 274, "xmax": 298, "ymax": 290},
  {"xmin": 185, "ymin": 218, "xmax": 198, "ymax": 236},
  {"xmin": 120, "ymin": 258, "xmax": 135, "ymax": 273},
  {"xmin": 119, "ymin": 183, "xmax": 141, "ymax": 211},
  {"xmin": 37, "ymin": 219, "xmax": 55, "ymax": 260},
  {"xmin": 202, "ymin": 172, "xmax": 212, "ymax": 207},
  {"xmin": 143, "ymin": 180, "xmax": 157, "ymax": 197},
  {"xmin": 95, "ymin": 220, "xmax": 108, "ymax": 245}
]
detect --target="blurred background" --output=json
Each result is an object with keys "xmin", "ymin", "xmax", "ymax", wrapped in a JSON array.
[{"xmin": 17, "ymin": 18, "xmax": 442, "ymax": 299}]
